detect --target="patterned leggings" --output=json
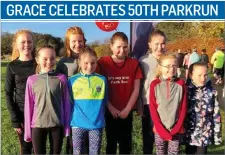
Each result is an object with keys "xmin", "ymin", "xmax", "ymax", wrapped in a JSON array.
[
  {"xmin": 72, "ymin": 128, "xmax": 103, "ymax": 155},
  {"xmin": 155, "ymin": 134, "xmax": 181, "ymax": 155}
]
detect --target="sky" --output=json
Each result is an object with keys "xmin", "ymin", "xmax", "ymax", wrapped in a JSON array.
[{"xmin": 1, "ymin": 22, "xmax": 130, "ymax": 43}]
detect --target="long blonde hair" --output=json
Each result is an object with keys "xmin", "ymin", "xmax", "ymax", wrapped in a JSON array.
[
  {"xmin": 64, "ymin": 26, "xmax": 86, "ymax": 57},
  {"xmin": 155, "ymin": 54, "xmax": 177, "ymax": 78},
  {"xmin": 11, "ymin": 29, "xmax": 34, "ymax": 60}
]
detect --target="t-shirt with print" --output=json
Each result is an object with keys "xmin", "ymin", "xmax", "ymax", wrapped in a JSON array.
[{"xmin": 97, "ymin": 56, "xmax": 143, "ymax": 111}]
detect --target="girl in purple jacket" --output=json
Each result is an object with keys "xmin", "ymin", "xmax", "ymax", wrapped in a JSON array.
[{"xmin": 24, "ymin": 45, "xmax": 71, "ymax": 154}]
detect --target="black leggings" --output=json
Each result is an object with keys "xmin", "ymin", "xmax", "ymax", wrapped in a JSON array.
[
  {"xmin": 186, "ymin": 145, "xmax": 208, "ymax": 154},
  {"xmin": 16, "ymin": 130, "xmax": 33, "ymax": 154},
  {"xmin": 105, "ymin": 111, "xmax": 133, "ymax": 154},
  {"xmin": 32, "ymin": 127, "xmax": 64, "ymax": 154},
  {"xmin": 142, "ymin": 105, "xmax": 154, "ymax": 154}
]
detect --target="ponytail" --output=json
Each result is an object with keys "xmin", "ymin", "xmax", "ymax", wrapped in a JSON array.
[{"xmin": 11, "ymin": 29, "xmax": 34, "ymax": 61}]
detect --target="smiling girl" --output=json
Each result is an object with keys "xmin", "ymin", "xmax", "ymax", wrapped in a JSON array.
[
  {"xmin": 5, "ymin": 29, "xmax": 36, "ymax": 154},
  {"xmin": 24, "ymin": 45, "xmax": 71, "ymax": 154}
]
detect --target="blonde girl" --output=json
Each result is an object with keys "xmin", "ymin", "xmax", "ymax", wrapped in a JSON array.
[
  {"xmin": 150, "ymin": 54, "xmax": 187, "ymax": 155},
  {"xmin": 5, "ymin": 29, "xmax": 36, "ymax": 154},
  {"xmin": 139, "ymin": 30, "xmax": 167, "ymax": 154}
]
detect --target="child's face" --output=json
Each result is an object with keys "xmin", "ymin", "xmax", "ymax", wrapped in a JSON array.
[
  {"xmin": 16, "ymin": 33, "xmax": 33, "ymax": 57},
  {"xmin": 160, "ymin": 58, "xmax": 177, "ymax": 79},
  {"xmin": 190, "ymin": 66, "xmax": 208, "ymax": 87},
  {"xmin": 148, "ymin": 35, "xmax": 166, "ymax": 58},
  {"xmin": 37, "ymin": 48, "xmax": 56, "ymax": 73},
  {"xmin": 69, "ymin": 34, "xmax": 85, "ymax": 54},
  {"xmin": 79, "ymin": 54, "xmax": 97, "ymax": 75},
  {"xmin": 111, "ymin": 39, "xmax": 128, "ymax": 59}
]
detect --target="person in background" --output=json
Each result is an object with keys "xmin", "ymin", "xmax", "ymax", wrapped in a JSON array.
[
  {"xmin": 56, "ymin": 26, "xmax": 88, "ymax": 154},
  {"xmin": 139, "ymin": 30, "xmax": 167, "ymax": 154},
  {"xmin": 200, "ymin": 48, "xmax": 209, "ymax": 65},
  {"xmin": 56, "ymin": 26, "xmax": 86, "ymax": 77},
  {"xmin": 182, "ymin": 49, "xmax": 191, "ymax": 80},
  {"xmin": 176, "ymin": 49, "xmax": 184, "ymax": 77},
  {"xmin": 211, "ymin": 47, "xmax": 225, "ymax": 85},
  {"xmin": 188, "ymin": 48, "xmax": 200, "ymax": 68},
  {"xmin": 5, "ymin": 29, "xmax": 36, "ymax": 154}
]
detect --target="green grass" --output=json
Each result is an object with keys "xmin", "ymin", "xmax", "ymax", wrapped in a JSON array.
[{"xmin": 1, "ymin": 61, "xmax": 224, "ymax": 154}]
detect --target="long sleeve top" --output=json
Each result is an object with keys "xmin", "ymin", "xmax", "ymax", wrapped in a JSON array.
[
  {"xmin": 24, "ymin": 72, "xmax": 71, "ymax": 142},
  {"xmin": 68, "ymin": 72, "xmax": 107, "ymax": 129},
  {"xmin": 139, "ymin": 53, "xmax": 159, "ymax": 105},
  {"xmin": 149, "ymin": 77, "xmax": 187, "ymax": 140},
  {"xmin": 211, "ymin": 50, "xmax": 225, "ymax": 69},
  {"xmin": 56, "ymin": 55, "xmax": 79, "ymax": 78},
  {"xmin": 186, "ymin": 80, "xmax": 222, "ymax": 146},
  {"xmin": 5, "ymin": 59, "xmax": 36, "ymax": 128}
]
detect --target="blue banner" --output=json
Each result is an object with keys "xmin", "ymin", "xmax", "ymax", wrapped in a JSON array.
[{"xmin": 1, "ymin": 1, "xmax": 225, "ymax": 20}]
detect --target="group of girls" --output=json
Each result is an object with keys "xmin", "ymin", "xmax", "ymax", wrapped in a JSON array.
[{"xmin": 5, "ymin": 26, "xmax": 222, "ymax": 155}]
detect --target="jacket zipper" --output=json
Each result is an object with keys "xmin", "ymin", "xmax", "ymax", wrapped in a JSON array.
[{"xmin": 166, "ymin": 80, "xmax": 170, "ymax": 99}]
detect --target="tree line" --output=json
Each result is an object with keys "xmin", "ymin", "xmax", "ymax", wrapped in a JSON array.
[
  {"xmin": 2, "ymin": 22, "xmax": 224, "ymax": 58},
  {"xmin": 1, "ymin": 32, "xmax": 112, "ymax": 58}
]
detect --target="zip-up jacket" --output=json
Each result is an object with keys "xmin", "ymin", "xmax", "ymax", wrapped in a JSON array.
[
  {"xmin": 24, "ymin": 72, "xmax": 71, "ymax": 142},
  {"xmin": 149, "ymin": 77, "xmax": 187, "ymax": 140},
  {"xmin": 5, "ymin": 59, "xmax": 36, "ymax": 128},
  {"xmin": 68, "ymin": 72, "xmax": 107, "ymax": 129}
]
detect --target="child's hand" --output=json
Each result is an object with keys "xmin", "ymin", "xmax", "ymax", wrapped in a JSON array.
[
  {"xmin": 119, "ymin": 107, "xmax": 130, "ymax": 119},
  {"xmin": 136, "ymin": 108, "xmax": 143, "ymax": 117},
  {"xmin": 14, "ymin": 128, "xmax": 23, "ymax": 134},
  {"xmin": 108, "ymin": 104, "xmax": 120, "ymax": 119}
]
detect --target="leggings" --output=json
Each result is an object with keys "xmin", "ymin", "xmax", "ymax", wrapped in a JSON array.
[
  {"xmin": 32, "ymin": 127, "xmax": 64, "ymax": 154},
  {"xmin": 142, "ymin": 105, "xmax": 154, "ymax": 154},
  {"xmin": 186, "ymin": 145, "xmax": 208, "ymax": 154},
  {"xmin": 16, "ymin": 129, "xmax": 33, "ymax": 154},
  {"xmin": 72, "ymin": 128, "xmax": 103, "ymax": 155},
  {"xmin": 105, "ymin": 112, "xmax": 133, "ymax": 154},
  {"xmin": 66, "ymin": 128, "xmax": 89, "ymax": 154},
  {"xmin": 155, "ymin": 134, "xmax": 181, "ymax": 155}
]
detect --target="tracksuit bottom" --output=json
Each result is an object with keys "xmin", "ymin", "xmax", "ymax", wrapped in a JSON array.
[{"xmin": 105, "ymin": 111, "xmax": 133, "ymax": 154}]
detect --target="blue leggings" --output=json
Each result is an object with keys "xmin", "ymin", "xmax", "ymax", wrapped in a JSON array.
[{"xmin": 72, "ymin": 128, "xmax": 103, "ymax": 155}]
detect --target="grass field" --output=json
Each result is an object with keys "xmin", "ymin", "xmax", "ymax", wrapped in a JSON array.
[{"xmin": 1, "ymin": 61, "xmax": 225, "ymax": 154}]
